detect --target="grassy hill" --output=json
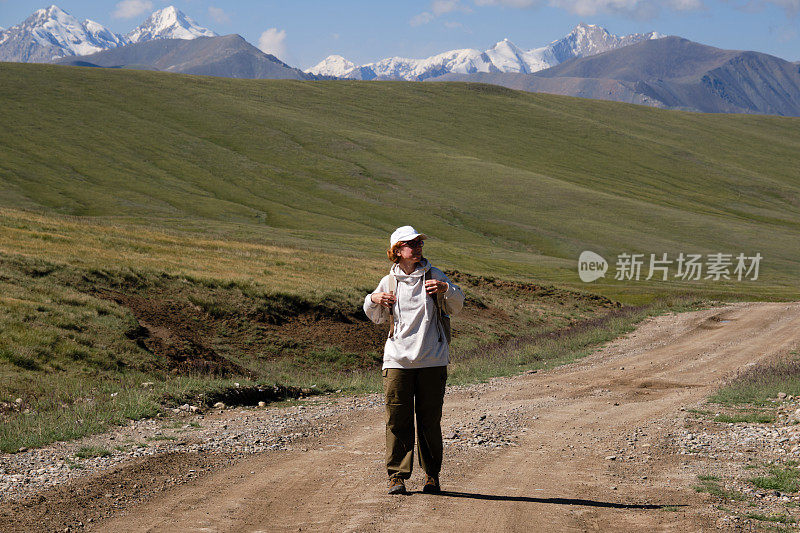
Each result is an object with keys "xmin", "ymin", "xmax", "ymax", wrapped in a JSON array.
[
  {"xmin": 2, "ymin": 63, "xmax": 799, "ymax": 299},
  {"xmin": 1, "ymin": 62, "xmax": 799, "ymax": 451}
]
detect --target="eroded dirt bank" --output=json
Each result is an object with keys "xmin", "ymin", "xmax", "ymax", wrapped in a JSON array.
[{"xmin": 4, "ymin": 301, "xmax": 800, "ymax": 532}]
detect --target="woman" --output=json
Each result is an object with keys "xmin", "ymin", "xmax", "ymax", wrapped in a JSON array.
[{"xmin": 364, "ymin": 225, "xmax": 464, "ymax": 495}]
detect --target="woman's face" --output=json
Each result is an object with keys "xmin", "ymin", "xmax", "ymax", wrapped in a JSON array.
[{"xmin": 397, "ymin": 238, "xmax": 424, "ymax": 263}]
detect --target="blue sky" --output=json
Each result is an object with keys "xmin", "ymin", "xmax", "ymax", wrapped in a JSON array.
[{"xmin": 1, "ymin": 1, "xmax": 798, "ymax": 68}]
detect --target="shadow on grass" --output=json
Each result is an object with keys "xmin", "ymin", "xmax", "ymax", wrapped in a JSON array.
[{"xmin": 427, "ymin": 490, "xmax": 682, "ymax": 510}]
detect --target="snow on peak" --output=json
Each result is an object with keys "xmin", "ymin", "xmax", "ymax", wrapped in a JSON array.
[
  {"xmin": 305, "ymin": 24, "xmax": 662, "ymax": 81},
  {"xmin": 486, "ymin": 38, "xmax": 540, "ymax": 73},
  {"xmin": 126, "ymin": 6, "xmax": 217, "ymax": 44},
  {"xmin": 0, "ymin": 4, "xmax": 125, "ymax": 62},
  {"xmin": 307, "ymin": 55, "xmax": 358, "ymax": 77},
  {"xmin": 547, "ymin": 23, "xmax": 661, "ymax": 64}
]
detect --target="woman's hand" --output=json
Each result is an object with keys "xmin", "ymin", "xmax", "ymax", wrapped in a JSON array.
[
  {"xmin": 371, "ymin": 292, "xmax": 396, "ymax": 308},
  {"xmin": 425, "ymin": 280, "xmax": 448, "ymax": 295}
]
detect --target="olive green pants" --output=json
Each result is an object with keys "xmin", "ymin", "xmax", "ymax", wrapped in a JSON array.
[{"xmin": 382, "ymin": 366, "xmax": 447, "ymax": 480}]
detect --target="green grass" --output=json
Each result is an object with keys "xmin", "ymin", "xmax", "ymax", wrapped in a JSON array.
[
  {"xmin": 750, "ymin": 463, "xmax": 800, "ymax": 493},
  {"xmin": 74, "ymin": 445, "xmax": 112, "ymax": 459},
  {"xmin": 745, "ymin": 512, "xmax": 797, "ymax": 524},
  {"xmin": 694, "ymin": 476, "xmax": 746, "ymax": 501},
  {"xmin": 1, "ymin": 63, "xmax": 799, "ymax": 302},
  {"xmin": 711, "ymin": 352, "xmax": 800, "ymax": 406},
  {"xmin": 716, "ymin": 411, "xmax": 776, "ymax": 424},
  {"xmin": 1, "ymin": 63, "xmax": 799, "ymax": 451}
]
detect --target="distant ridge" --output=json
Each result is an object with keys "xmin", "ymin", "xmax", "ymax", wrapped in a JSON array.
[
  {"xmin": 305, "ymin": 23, "xmax": 662, "ymax": 80},
  {"xmin": 432, "ymin": 37, "xmax": 800, "ymax": 116},
  {"xmin": 56, "ymin": 35, "xmax": 312, "ymax": 80}
]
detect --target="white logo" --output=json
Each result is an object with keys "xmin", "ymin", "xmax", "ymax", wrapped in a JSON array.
[{"xmin": 578, "ymin": 251, "xmax": 608, "ymax": 282}]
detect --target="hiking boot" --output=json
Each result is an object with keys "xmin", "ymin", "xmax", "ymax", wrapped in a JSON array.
[
  {"xmin": 388, "ymin": 477, "xmax": 406, "ymax": 495},
  {"xmin": 422, "ymin": 475, "xmax": 440, "ymax": 494}
]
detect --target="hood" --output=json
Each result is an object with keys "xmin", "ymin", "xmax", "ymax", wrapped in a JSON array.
[{"xmin": 391, "ymin": 258, "xmax": 431, "ymax": 282}]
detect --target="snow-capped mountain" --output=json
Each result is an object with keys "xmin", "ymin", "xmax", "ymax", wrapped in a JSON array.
[
  {"xmin": 307, "ymin": 23, "xmax": 663, "ymax": 80},
  {"xmin": 0, "ymin": 5, "xmax": 125, "ymax": 63},
  {"xmin": 126, "ymin": 6, "xmax": 216, "ymax": 44},
  {"xmin": 0, "ymin": 5, "xmax": 217, "ymax": 64}
]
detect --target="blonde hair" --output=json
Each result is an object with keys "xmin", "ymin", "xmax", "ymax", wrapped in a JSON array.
[{"xmin": 387, "ymin": 242, "xmax": 403, "ymax": 263}]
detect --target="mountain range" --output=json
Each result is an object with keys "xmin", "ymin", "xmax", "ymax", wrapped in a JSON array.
[
  {"xmin": 433, "ymin": 37, "xmax": 800, "ymax": 115},
  {"xmin": 306, "ymin": 24, "xmax": 663, "ymax": 81},
  {"xmin": 3, "ymin": 5, "xmax": 800, "ymax": 116},
  {"xmin": 0, "ymin": 5, "xmax": 215, "ymax": 63},
  {"xmin": 55, "ymin": 35, "xmax": 311, "ymax": 80}
]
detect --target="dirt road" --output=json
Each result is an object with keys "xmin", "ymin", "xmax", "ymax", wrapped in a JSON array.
[{"xmin": 46, "ymin": 303, "xmax": 800, "ymax": 530}]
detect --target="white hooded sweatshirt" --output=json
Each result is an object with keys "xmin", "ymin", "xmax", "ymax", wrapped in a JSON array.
[{"xmin": 364, "ymin": 259, "xmax": 464, "ymax": 369}]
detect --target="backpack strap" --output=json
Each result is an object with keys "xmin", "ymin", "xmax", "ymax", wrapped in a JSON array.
[
  {"xmin": 387, "ymin": 271, "xmax": 397, "ymax": 339},
  {"xmin": 425, "ymin": 269, "xmax": 444, "ymax": 343}
]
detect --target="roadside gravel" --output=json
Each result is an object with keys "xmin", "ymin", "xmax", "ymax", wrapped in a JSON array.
[{"xmin": 0, "ymin": 380, "xmax": 527, "ymax": 504}]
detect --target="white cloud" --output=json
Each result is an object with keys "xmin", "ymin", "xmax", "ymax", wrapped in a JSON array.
[
  {"xmin": 258, "ymin": 28, "xmax": 287, "ymax": 59},
  {"xmin": 549, "ymin": 0, "xmax": 650, "ymax": 16},
  {"xmin": 208, "ymin": 6, "xmax": 231, "ymax": 24},
  {"xmin": 410, "ymin": 11, "xmax": 436, "ymax": 25},
  {"xmin": 475, "ymin": 0, "xmax": 705, "ymax": 17},
  {"xmin": 411, "ymin": 0, "xmax": 471, "ymax": 25},
  {"xmin": 112, "ymin": 0, "xmax": 153, "ymax": 19},
  {"xmin": 667, "ymin": 0, "xmax": 704, "ymax": 9},
  {"xmin": 475, "ymin": 0, "xmax": 540, "ymax": 6},
  {"xmin": 433, "ymin": 0, "xmax": 471, "ymax": 14},
  {"xmin": 759, "ymin": 0, "xmax": 800, "ymax": 15}
]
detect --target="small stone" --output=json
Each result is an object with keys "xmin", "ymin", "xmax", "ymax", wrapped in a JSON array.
[
  {"xmin": 619, "ymin": 367, "xmax": 625, "ymax": 370},
  {"xmin": 779, "ymin": 392, "xmax": 788, "ymax": 400},
  {"xmin": 141, "ymin": 382, "xmax": 154, "ymax": 388},
  {"xmin": 605, "ymin": 455, "xmax": 617, "ymax": 461},
  {"xmin": 258, "ymin": 401, "xmax": 267, "ymax": 407},
  {"xmin": 446, "ymin": 432, "xmax": 459, "ymax": 440},
  {"xmin": 214, "ymin": 402, "xmax": 226, "ymax": 409},
  {"xmin": 526, "ymin": 370, "xmax": 538, "ymax": 374},
  {"xmin": 611, "ymin": 486, "xmax": 618, "ymax": 490},
  {"xmin": 14, "ymin": 398, "xmax": 22, "ymax": 404},
  {"xmin": 189, "ymin": 406, "xmax": 201, "ymax": 413}
]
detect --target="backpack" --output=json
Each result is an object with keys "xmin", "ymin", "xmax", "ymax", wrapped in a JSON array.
[{"xmin": 387, "ymin": 268, "xmax": 451, "ymax": 343}]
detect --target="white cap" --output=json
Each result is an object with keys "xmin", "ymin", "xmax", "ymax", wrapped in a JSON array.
[{"xmin": 390, "ymin": 226, "xmax": 428, "ymax": 247}]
